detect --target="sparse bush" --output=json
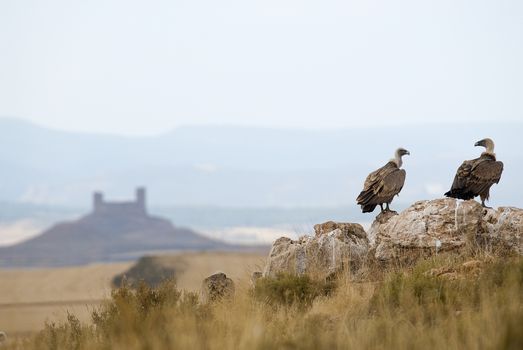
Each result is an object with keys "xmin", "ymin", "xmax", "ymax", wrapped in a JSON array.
[
  {"xmin": 34, "ymin": 314, "xmax": 94, "ymax": 350},
  {"xmin": 112, "ymin": 256, "xmax": 177, "ymax": 288},
  {"xmin": 372, "ymin": 267, "xmax": 459, "ymax": 308},
  {"xmin": 89, "ymin": 279, "xmax": 202, "ymax": 348},
  {"xmin": 253, "ymin": 273, "xmax": 336, "ymax": 308}
]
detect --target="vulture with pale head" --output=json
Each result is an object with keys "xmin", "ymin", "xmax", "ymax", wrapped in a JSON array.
[
  {"xmin": 444, "ymin": 138, "xmax": 503, "ymax": 207},
  {"xmin": 357, "ymin": 148, "xmax": 410, "ymax": 213}
]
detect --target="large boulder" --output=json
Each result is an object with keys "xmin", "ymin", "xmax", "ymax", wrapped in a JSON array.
[
  {"xmin": 483, "ymin": 207, "xmax": 523, "ymax": 255},
  {"xmin": 372, "ymin": 198, "xmax": 523, "ymax": 263},
  {"xmin": 201, "ymin": 272, "xmax": 235, "ymax": 302},
  {"xmin": 367, "ymin": 211, "xmax": 398, "ymax": 247},
  {"xmin": 263, "ymin": 222, "xmax": 369, "ymax": 278}
]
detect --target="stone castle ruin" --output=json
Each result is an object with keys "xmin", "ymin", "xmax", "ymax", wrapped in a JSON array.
[{"xmin": 92, "ymin": 187, "xmax": 147, "ymax": 216}]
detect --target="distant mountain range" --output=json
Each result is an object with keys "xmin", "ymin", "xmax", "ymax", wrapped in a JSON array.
[{"xmin": 0, "ymin": 117, "xmax": 522, "ymax": 210}]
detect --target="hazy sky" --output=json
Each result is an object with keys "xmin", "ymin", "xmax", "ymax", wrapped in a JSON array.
[{"xmin": 1, "ymin": 0, "xmax": 522, "ymax": 135}]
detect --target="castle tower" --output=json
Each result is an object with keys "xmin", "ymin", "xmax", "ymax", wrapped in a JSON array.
[
  {"xmin": 93, "ymin": 191, "xmax": 104, "ymax": 212},
  {"xmin": 136, "ymin": 187, "xmax": 146, "ymax": 213}
]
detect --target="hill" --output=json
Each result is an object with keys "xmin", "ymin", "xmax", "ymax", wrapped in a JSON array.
[{"xmin": 0, "ymin": 188, "xmax": 265, "ymax": 267}]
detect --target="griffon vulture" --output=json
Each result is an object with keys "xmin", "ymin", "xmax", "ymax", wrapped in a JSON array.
[
  {"xmin": 357, "ymin": 148, "xmax": 410, "ymax": 213},
  {"xmin": 444, "ymin": 138, "xmax": 503, "ymax": 207}
]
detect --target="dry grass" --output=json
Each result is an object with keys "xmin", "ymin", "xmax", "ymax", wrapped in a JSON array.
[
  {"xmin": 3, "ymin": 253, "xmax": 522, "ymax": 350},
  {"xmin": 0, "ymin": 262, "xmax": 132, "ymax": 335},
  {"xmin": 154, "ymin": 251, "xmax": 266, "ymax": 291},
  {"xmin": 0, "ymin": 263, "xmax": 132, "ymax": 304},
  {"xmin": 0, "ymin": 252, "xmax": 267, "ymax": 334}
]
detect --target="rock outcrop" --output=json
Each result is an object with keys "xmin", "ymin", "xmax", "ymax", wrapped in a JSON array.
[
  {"xmin": 261, "ymin": 199, "xmax": 522, "ymax": 277},
  {"xmin": 372, "ymin": 198, "xmax": 523, "ymax": 264},
  {"xmin": 263, "ymin": 222, "xmax": 369, "ymax": 278},
  {"xmin": 262, "ymin": 199, "xmax": 523, "ymax": 277},
  {"xmin": 201, "ymin": 272, "xmax": 235, "ymax": 302}
]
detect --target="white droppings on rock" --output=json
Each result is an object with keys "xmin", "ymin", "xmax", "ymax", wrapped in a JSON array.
[{"xmin": 454, "ymin": 200, "xmax": 461, "ymax": 233}]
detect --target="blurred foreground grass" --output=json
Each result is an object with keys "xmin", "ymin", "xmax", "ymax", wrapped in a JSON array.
[{"xmin": 6, "ymin": 254, "xmax": 523, "ymax": 350}]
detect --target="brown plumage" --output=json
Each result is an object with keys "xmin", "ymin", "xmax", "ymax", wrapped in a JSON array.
[
  {"xmin": 357, "ymin": 148, "xmax": 409, "ymax": 213},
  {"xmin": 444, "ymin": 138, "xmax": 503, "ymax": 207}
]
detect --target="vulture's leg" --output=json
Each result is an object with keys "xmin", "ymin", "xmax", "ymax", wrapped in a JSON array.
[
  {"xmin": 385, "ymin": 203, "xmax": 390, "ymax": 212},
  {"xmin": 481, "ymin": 198, "xmax": 493, "ymax": 209},
  {"xmin": 379, "ymin": 204, "xmax": 384, "ymax": 213}
]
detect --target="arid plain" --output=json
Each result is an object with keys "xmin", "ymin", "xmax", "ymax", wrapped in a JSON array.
[{"xmin": 0, "ymin": 252, "xmax": 266, "ymax": 335}]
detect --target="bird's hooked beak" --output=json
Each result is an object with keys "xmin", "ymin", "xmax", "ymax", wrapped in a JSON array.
[
  {"xmin": 474, "ymin": 140, "xmax": 483, "ymax": 147},
  {"xmin": 405, "ymin": 150, "xmax": 410, "ymax": 155}
]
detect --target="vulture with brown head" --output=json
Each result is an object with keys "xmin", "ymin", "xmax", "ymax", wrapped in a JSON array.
[
  {"xmin": 357, "ymin": 148, "xmax": 410, "ymax": 213},
  {"xmin": 444, "ymin": 138, "xmax": 503, "ymax": 207}
]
